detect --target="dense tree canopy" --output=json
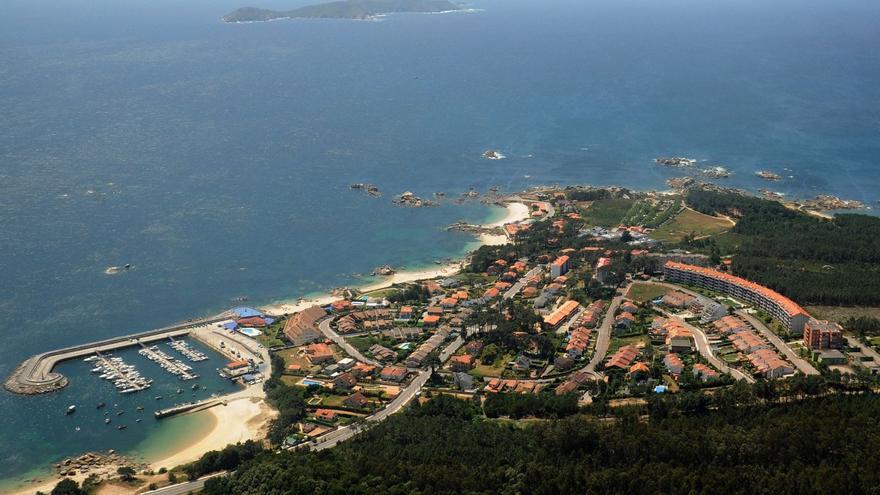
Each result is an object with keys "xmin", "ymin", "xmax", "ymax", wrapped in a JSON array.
[
  {"xmin": 202, "ymin": 393, "xmax": 880, "ymax": 495},
  {"xmin": 686, "ymin": 189, "xmax": 880, "ymax": 305}
]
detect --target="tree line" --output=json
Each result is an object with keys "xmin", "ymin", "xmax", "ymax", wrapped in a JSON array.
[{"xmin": 686, "ymin": 189, "xmax": 880, "ymax": 305}]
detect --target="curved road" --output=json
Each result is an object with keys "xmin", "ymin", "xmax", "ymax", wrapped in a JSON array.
[
  {"xmin": 581, "ymin": 288, "xmax": 628, "ymax": 375},
  {"xmin": 318, "ymin": 317, "xmax": 381, "ymax": 366},
  {"xmin": 735, "ymin": 310, "xmax": 819, "ymax": 376},
  {"xmin": 656, "ymin": 309, "xmax": 754, "ymax": 383}
]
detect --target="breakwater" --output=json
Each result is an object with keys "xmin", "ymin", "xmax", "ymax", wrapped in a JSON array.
[{"xmin": 4, "ymin": 314, "xmax": 230, "ymax": 395}]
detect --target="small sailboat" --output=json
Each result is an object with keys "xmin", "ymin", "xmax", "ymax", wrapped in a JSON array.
[
  {"xmin": 105, "ymin": 418, "xmax": 111, "ymax": 424},
  {"xmin": 96, "ymin": 402, "xmax": 106, "ymax": 409},
  {"xmin": 117, "ymin": 425, "xmax": 127, "ymax": 430},
  {"xmin": 66, "ymin": 405, "xmax": 76, "ymax": 415}
]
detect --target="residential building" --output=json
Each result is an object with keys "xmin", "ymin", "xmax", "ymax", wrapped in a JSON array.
[
  {"xmin": 544, "ymin": 300, "xmax": 580, "ymax": 329},
  {"xmin": 304, "ymin": 343, "xmax": 335, "ymax": 364},
  {"xmin": 713, "ymin": 315, "xmax": 750, "ymax": 335},
  {"xmin": 550, "ymin": 255, "xmax": 571, "ymax": 278},
  {"xmin": 283, "ymin": 305, "xmax": 326, "ymax": 346},
  {"xmin": 606, "ymin": 345, "xmax": 639, "ymax": 370},
  {"xmin": 699, "ymin": 301, "xmax": 727, "ymax": 323},
  {"xmin": 662, "ymin": 291, "xmax": 696, "ymax": 309},
  {"xmin": 664, "ymin": 353, "xmax": 684, "ymax": 375},
  {"xmin": 380, "ymin": 366, "xmax": 408, "ymax": 382},
  {"xmin": 332, "ymin": 372, "xmax": 357, "ymax": 390},
  {"xmin": 511, "ymin": 355, "xmax": 531, "ymax": 372},
  {"xmin": 692, "ymin": 363, "xmax": 719, "ymax": 381},
  {"xmin": 667, "ymin": 326, "xmax": 694, "ymax": 353},
  {"xmin": 453, "ymin": 372, "xmax": 475, "ymax": 391},
  {"xmin": 368, "ymin": 344, "xmax": 397, "ymax": 362},
  {"xmin": 555, "ymin": 380, "xmax": 578, "ymax": 395},
  {"xmin": 614, "ymin": 312, "xmax": 635, "ymax": 331},
  {"xmin": 595, "ymin": 257, "xmax": 612, "ymax": 284},
  {"xmin": 343, "ymin": 392, "xmax": 369, "ymax": 409},
  {"xmin": 629, "ymin": 362, "xmax": 650, "ymax": 376},
  {"xmin": 619, "ymin": 301, "xmax": 639, "ymax": 314},
  {"xmin": 663, "ymin": 261, "xmax": 810, "ymax": 333},
  {"xmin": 748, "ymin": 348, "xmax": 794, "ymax": 379},
  {"xmin": 803, "ymin": 318, "xmax": 844, "ymax": 350},
  {"xmin": 314, "ymin": 409, "xmax": 337, "ymax": 422},
  {"xmin": 450, "ymin": 354, "xmax": 475, "ymax": 371}
]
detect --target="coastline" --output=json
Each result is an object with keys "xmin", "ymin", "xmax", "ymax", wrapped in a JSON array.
[
  {"xmin": 148, "ymin": 398, "xmax": 275, "ymax": 471},
  {"xmin": 4, "ymin": 400, "xmax": 273, "ymax": 495},
  {"xmin": 2, "ymin": 202, "xmax": 527, "ymax": 495},
  {"xmin": 261, "ymin": 201, "xmax": 529, "ymax": 316}
]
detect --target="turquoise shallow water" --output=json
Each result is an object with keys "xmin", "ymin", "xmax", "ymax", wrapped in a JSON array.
[{"xmin": 1, "ymin": 0, "xmax": 880, "ymax": 486}]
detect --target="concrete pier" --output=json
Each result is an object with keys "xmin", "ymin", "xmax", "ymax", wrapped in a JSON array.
[
  {"xmin": 4, "ymin": 314, "xmax": 230, "ymax": 395},
  {"xmin": 154, "ymin": 398, "xmax": 224, "ymax": 419}
]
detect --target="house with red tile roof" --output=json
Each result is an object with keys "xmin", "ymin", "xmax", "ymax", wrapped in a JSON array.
[
  {"xmin": 663, "ymin": 353, "xmax": 684, "ymax": 375},
  {"xmin": 344, "ymin": 392, "xmax": 370, "ymax": 409},
  {"xmin": 544, "ymin": 300, "xmax": 580, "ymax": 329},
  {"xmin": 440, "ymin": 297, "xmax": 458, "ymax": 309},
  {"xmin": 606, "ymin": 345, "xmax": 639, "ymax": 370},
  {"xmin": 450, "ymin": 354, "xmax": 475, "ymax": 371},
  {"xmin": 380, "ymin": 366, "xmax": 408, "ymax": 382},
  {"xmin": 314, "ymin": 409, "xmax": 338, "ymax": 421},
  {"xmin": 629, "ymin": 362, "xmax": 650, "ymax": 376},
  {"xmin": 692, "ymin": 363, "xmax": 719, "ymax": 381},
  {"xmin": 422, "ymin": 314, "xmax": 441, "ymax": 326},
  {"xmin": 483, "ymin": 287, "xmax": 500, "ymax": 299},
  {"xmin": 304, "ymin": 343, "xmax": 335, "ymax": 364},
  {"xmin": 555, "ymin": 380, "xmax": 579, "ymax": 395}
]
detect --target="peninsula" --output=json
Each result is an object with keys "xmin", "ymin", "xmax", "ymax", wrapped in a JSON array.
[{"xmin": 223, "ymin": 0, "xmax": 462, "ymax": 23}]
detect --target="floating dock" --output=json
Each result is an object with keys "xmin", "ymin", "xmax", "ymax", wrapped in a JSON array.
[
  {"xmin": 138, "ymin": 344, "xmax": 199, "ymax": 381},
  {"xmin": 4, "ymin": 314, "xmax": 230, "ymax": 395},
  {"xmin": 168, "ymin": 337, "xmax": 208, "ymax": 362}
]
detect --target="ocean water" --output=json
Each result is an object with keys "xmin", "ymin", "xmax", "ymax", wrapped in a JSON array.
[{"xmin": 1, "ymin": 0, "xmax": 879, "ymax": 487}]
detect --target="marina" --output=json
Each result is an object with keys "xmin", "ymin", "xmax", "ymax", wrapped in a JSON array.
[
  {"xmin": 138, "ymin": 345, "xmax": 199, "ymax": 381},
  {"xmin": 168, "ymin": 337, "xmax": 208, "ymax": 362},
  {"xmin": 86, "ymin": 353, "xmax": 152, "ymax": 394}
]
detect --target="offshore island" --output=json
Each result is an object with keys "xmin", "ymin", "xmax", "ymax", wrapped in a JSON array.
[
  {"xmin": 7, "ymin": 182, "xmax": 880, "ymax": 494},
  {"xmin": 223, "ymin": 0, "xmax": 463, "ymax": 23}
]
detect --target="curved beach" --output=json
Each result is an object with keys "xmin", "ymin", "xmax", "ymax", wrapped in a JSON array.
[{"xmin": 149, "ymin": 398, "xmax": 275, "ymax": 471}]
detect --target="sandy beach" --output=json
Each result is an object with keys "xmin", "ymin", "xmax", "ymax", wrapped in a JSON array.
[
  {"xmin": 262, "ymin": 201, "xmax": 530, "ymax": 315},
  {"xmin": 149, "ymin": 398, "xmax": 275, "ymax": 471},
  {"xmin": 3, "ymin": 202, "xmax": 529, "ymax": 495},
  {"xmin": 5, "ymin": 399, "xmax": 274, "ymax": 495}
]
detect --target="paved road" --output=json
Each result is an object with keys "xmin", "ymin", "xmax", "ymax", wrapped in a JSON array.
[
  {"xmin": 310, "ymin": 335, "xmax": 464, "ymax": 451},
  {"xmin": 503, "ymin": 266, "xmax": 543, "ymax": 300},
  {"xmin": 736, "ymin": 310, "xmax": 820, "ymax": 376},
  {"xmin": 581, "ymin": 288, "xmax": 628, "ymax": 375},
  {"xmin": 657, "ymin": 310, "xmax": 754, "ymax": 383},
  {"xmin": 318, "ymin": 318, "xmax": 381, "ymax": 366},
  {"xmin": 845, "ymin": 335, "xmax": 880, "ymax": 364},
  {"xmin": 143, "ymin": 472, "xmax": 226, "ymax": 495}
]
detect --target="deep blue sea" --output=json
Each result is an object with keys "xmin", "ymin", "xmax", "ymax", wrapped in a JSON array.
[{"xmin": 1, "ymin": 0, "xmax": 879, "ymax": 487}]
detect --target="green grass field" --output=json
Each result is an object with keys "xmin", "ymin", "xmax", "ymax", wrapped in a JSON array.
[
  {"xmin": 608, "ymin": 335, "xmax": 649, "ymax": 354},
  {"xmin": 651, "ymin": 208, "xmax": 733, "ymax": 243},
  {"xmin": 470, "ymin": 354, "xmax": 512, "ymax": 378},
  {"xmin": 581, "ymin": 198, "xmax": 636, "ymax": 227},
  {"xmin": 805, "ymin": 306, "xmax": 880, "ymax": 323},
  {"xmin": 625, "ymin": 283, "xmax": 670, "ymax": 303}
]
